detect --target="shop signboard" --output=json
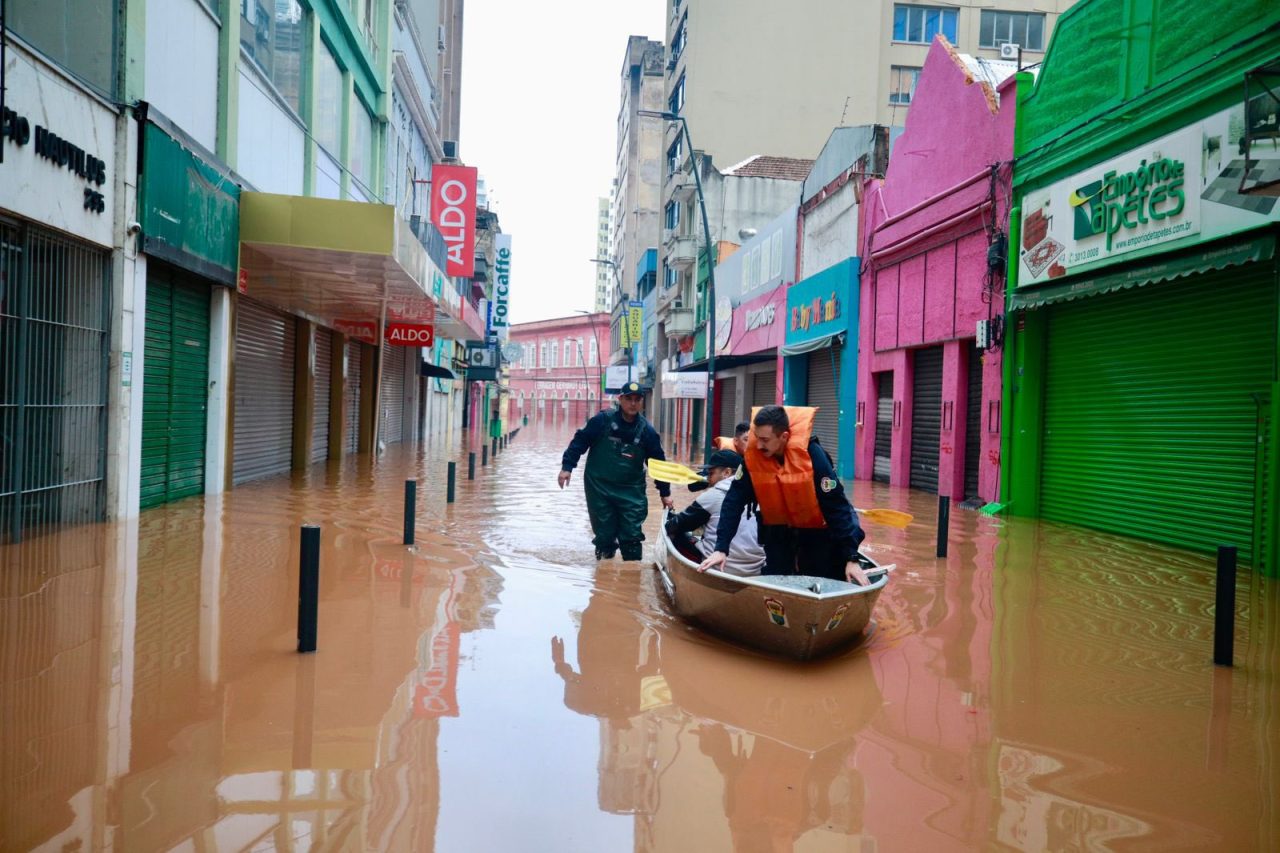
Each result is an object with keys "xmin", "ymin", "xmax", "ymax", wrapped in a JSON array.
[
  {"xmin": 716, "ymin": 284, "xmax": 787, "ymax": 357},
  {"xmin": 493, "ymin": 234, "xmax": 513, "ymax": 340},
  {"xmin": 785, "ymin": 259, "xmax": 856, "ymax": 347},
  {"xmin": 334, "ymin": 319, "xmax": 378, "ymax": 345},
  {"xmin": 604, "ymin": 365, "xmax": 635, "ymax": 392},
  {"xmin": 1019, "ymin": 95, "xmax": 1280, "ymax": 286},
  {"xmin": 661, "ymin": 370, "xmax": 708, "ymax": 399},
  {"xmin": 626, "ymin": 300, "xmax": 644, "ymax": 346},
  {"xmin": 430, "ymin": 164, "xmax": 478, "ymax": 277},
  {"xmin": 385, "ymin": 323, "xmax": 435, "ymax": 347}
]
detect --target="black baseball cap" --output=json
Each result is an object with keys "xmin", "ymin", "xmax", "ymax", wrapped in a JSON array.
[
  {"xmin": 618, "ymin": 382, "xmax": 648, "ymax": 397},
  {"xmin": 701, "ymin": 449, "xmax": 743, "ymax": 474}
]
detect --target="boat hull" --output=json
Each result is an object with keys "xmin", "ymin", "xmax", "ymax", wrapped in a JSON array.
[{"xmin": 652, "ymin": 525, "xmax": 887, "ymax": 660}]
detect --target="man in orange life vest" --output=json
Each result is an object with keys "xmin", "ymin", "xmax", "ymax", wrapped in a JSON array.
[{"xmin": 698, "ymin": 405, "xmax": 870, "ymax": 585}]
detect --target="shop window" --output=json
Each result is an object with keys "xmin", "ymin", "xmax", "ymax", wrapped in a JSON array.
[
  {"xmin": 889, "ymin": 66, "xmax": 922, "ymax": 105},
  {"xmin": 8, "ymin": 0, "xmax": 118, "ymax": 98},
  {"xmin": 314, "ymin": 44, "xmax": 344, "ymax": 156},
  {"xmin": 979, "ymin": 10, "xmax": 1045, "ymax": 51},
  {"xmin": 892, "ymin": 5, "xmax": 957, "ymax": 44},
  {"xmin": 240, "ymin": 0, "xmax": 305, "ymax": 112}
]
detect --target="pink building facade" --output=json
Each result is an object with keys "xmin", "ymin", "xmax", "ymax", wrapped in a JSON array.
[
  {"xmin": 508, "ymin": 313, "xmax": 612, "ymax": 427},
  {"xmin": 855, "ymin": 39, "xmax": 1015, "ymax": 504}
]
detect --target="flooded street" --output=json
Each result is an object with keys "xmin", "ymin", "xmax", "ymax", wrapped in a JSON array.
[{"xmin": 3, "ymin": 418, "xmax": 1279, "ymax": 852}]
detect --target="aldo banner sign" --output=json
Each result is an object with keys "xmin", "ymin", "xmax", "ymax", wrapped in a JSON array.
[
  {"xmin": 385, "ymin": 323, "xmax": 435, "ymax": 347},
  {"xmin": 493, "ymin": 234, "xmax": 512, "ymax": 340},
  {"xmin": 430, "ymin": 164, "xmax": 478, "ymax": 278}
]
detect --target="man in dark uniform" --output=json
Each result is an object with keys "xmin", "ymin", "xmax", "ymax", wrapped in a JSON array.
[
  {"xmin": 558, "ymin": 382, "xmax": 674, "ymax": 560},
  {"xmin": 699, "ymin": 404, "xmax": 869, "ymax": 585}
]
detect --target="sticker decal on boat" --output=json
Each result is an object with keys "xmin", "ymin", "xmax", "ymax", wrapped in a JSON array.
[
  {"xmin": 826, "ymin": 603, "xmax": 850, "ymax": 632},
  {"xmin": 764, "ymin": 597, "xmax": 787, "ymax": 627}
]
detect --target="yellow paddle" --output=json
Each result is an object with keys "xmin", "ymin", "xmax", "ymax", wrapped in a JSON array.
[{"xmin": 647, "ymin": 459, "xmax": 914, "ymax": 528}]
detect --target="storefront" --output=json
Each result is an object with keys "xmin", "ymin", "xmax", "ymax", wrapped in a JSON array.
[
  {"xmin": 1005, "ymin": 1, "xmax": 1280, "ymax": 574},
  {"xmin": 783, "ymin": 259, "xmax": 859, "ymax": 477},
  {"xmin": 853, "ymin": 40, "xmax": 1013, "ymax": 502},
  {"xmin": 1, "ymin": 39, "xmax": 120, "ymax": 539}
]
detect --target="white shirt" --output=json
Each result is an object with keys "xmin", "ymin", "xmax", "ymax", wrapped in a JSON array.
[{"xmin": 695, "ymin": 479, "xmax": 766, "ymax": 576}]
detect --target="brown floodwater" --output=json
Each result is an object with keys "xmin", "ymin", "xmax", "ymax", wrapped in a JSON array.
[{"xmin": 2, "ymin": 415, "xmax": 1278, "ymax": 852}]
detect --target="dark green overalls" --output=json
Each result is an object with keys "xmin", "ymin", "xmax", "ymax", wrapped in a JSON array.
[{"xmin": 584, "ymin": 411, "xmax": 651, "ymax": 560}]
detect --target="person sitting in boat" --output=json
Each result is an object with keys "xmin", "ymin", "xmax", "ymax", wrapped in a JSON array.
[
  {"xmin": 663, "ymin": 449, "xmax": 766, "ymax": 575},
  {"xmin": 696, "ymin": 422, "xmax": 752, "ymax": 493},
  {"xmin": 698, "ymin": 405, "xmax": 870, "ymax": 585}
]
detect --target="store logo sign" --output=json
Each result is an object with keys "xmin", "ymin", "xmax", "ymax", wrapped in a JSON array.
[
  {"xmin": 2, "ymin": 105, "xmax": 107, "ymax": 213},
  {"xmin": 385, "ymin": 323, "xmax": 435, "ymax": 347},
  {"xmin": 745, "ymin": 303, "xmax": 775, "ymax": 332},
  {"xmin": 430, "ymin": 164, "xmax": 478, "ymax": 278},
  {"xmin": 1070, "ymin": 158, "xmax": 1188, "ymax": 251},
  {"xmin": 493, "ymin": 234, "xmax": 512, "ymax": 339},
  {"xmin": 791, "ymin": 292, "xmax": 840, "ymax": 332}
]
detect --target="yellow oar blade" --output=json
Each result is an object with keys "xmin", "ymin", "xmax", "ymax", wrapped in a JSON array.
[
  {"xmin": 647, "ymin": 458, "xmax": 705, "ymax": 485},
  {"xmin": 857, "ymin": 507, "xmax": 913, "ymax": 528}
]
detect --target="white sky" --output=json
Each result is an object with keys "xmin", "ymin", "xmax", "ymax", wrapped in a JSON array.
[{"xmin": 460, "ymin": 0, "xmax": 665, "ymax": 325}]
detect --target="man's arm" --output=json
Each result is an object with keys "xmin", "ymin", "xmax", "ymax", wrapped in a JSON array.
[
  {"xmin": 641, "ymin": 423, "xmax": 671, "ymax": 498},
  {"xmin": 561, "ymin": 412, "xmax": 608, "ymax": 472},
  {"xmin": 664, "ymin": 500, "xmax": 712, "ymax": 536},
  {"xmin": 810, "ymin": 441, "xmax": 865, "ymax": 562},
  {"xmin": 713, "ymin": 467, "xmax": 754, "ymax": 554}
]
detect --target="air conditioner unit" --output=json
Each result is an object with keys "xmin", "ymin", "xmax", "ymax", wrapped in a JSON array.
[
  {"xmin": 468, "ymin": 348, "xmax": 496, "ymax": 368},
  {"xmin": 999, "ymin": 43, "xmax": 1020, "ymax": 61}
]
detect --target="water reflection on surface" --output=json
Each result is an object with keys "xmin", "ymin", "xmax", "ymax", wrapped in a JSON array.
[{"xmin": 1, "ymin": 415, "xmax": 1278, "ymax": 851}]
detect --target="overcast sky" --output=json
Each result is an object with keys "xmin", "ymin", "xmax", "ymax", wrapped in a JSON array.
[{"xmin": 460, "ymin": 1, "xmax": 665, "ymax": 325}]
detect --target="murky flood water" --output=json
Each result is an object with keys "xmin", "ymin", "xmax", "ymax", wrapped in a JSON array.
[{"xmin": 2, "ymin": 416, "xmax": 1278, "ymax": 851}]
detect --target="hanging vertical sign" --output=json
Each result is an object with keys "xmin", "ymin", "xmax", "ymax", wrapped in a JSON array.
[
  {"xmin": 493, "ymin": 234, "xmax": 512, "ymax": 341},
  {"xmin": 430, "ymin": 164, "xmax": 478, "ymax": 278},
  {"xmin": 627, "ymin": 300, "xmax": 643, "ymax": 347}
]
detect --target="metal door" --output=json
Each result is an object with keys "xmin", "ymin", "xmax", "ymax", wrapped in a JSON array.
[
  {"xmin": 874, "ymin": 372, "xmax": 893, "ymax": 483},
  {"xmin": 380, "ymin": 345, "xmax": 407, "ymax": 445},
  {"xmin": 751, "ymin": 367, "xmax": 777, "ymax": 410},
  {"xmin": 807, "ymin": 344, "xmax": 841, "ymax": 462},
  {"xmin": 964, "ymin": 341, "xmax": 982, "ymax": 501},
  {"xmin": 232, "ymin": 299, "xmax": 296, "ymax": 484},
  {"xmin": 717, "ymin": 376, "xmax": 738, "ymax": 439},
  {"xmin": 909, "ymin": 346, "xmax": 943, "ymax": 493},
  {"xmin": 345, "ymin": 340, "xmax": 363, "ymax": 454},
  {"xmin": 311, "ymin": 328, "xmax": 332, "ymax": 463}
]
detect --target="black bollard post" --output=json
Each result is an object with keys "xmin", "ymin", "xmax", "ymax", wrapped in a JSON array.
[
  {"xmin": 468, "ymin": 452, "xmax": 476, "ymax": 480},
  {"xmin": 403, "ymin": 479, "xmax": 416, "ymax": 546},
  {"xmin": 936, "ymin": 495, "xmax": 950, "ymax": 559},
  {"xmin": 1213, "ymin": 545, "xmax": 1237, "ymax": 667},
  {"xmin": 298, "ymin": 524, "xmax": 320, "ymax": 653},
  {"xmin": 447, "ymin": 461, "xmax": 456, "ymax": 503},
  {"xmin": 492, "ymin": 437, "xmax": 498, "ymax": 457},
  {"xmin": 482, "ymin": 445, "xmax": 488, "ymax": 466}
]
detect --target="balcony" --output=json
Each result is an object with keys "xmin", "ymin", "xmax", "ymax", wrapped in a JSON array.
[
  {"xmin": 666, "ymin": 234, "xmax": 698, "ymax": 270},
  {"xmin": 669, "ymin": 170, "xmax": 695, "ymax": 202},
  {"xmin": 665, "ymin": 307, "xmax": 695, "ymax": 338}
]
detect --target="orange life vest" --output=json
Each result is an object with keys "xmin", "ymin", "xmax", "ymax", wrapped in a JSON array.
[
  {"xmin": 713, "ymin": 436, "xmax": 735, "ymax": 451},
  {"xmin": 743, "ymin": 406, "xmax": 826, "ymax": 529}
]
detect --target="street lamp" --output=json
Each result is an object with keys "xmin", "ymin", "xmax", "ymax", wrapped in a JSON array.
[
  {"xmin": 638, "ymin": 109, "xmax": 717, "ymax": 461},
  {"xmin": 588, "ymin": 257, "xmax": 634, "ymax": 386}
]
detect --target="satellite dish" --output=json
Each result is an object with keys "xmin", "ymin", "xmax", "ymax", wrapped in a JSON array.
[{"xmin": 501, "ymin": 341, "xmax": 524, "ymax": 362}]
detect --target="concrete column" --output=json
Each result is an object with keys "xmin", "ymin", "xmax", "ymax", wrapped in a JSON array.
[
  {"xmin": 205, "ymin": 287, "xmax": 232, "ymax": 494},
  {"xmin": 889, "ymin": 349, "xmax": 911, "ymax": 487},
  {"xmin": 292, "ymin": 319, "xmax": 316, "ymax": 468},
  {"xmin": 939, "ymin": 340, "xmax": 966, "ymax": 500}
]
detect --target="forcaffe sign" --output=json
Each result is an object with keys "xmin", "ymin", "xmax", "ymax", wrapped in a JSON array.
[{"xmin": 492, "ymin": 234, "xmax": 512, "ymax": 340}]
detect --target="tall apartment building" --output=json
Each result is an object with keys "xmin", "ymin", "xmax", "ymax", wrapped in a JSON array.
[
  {"xmin": 608, "ymin": 37, "xmax": 667, "ymax": 362},
  {"xmin": 595, "ymin": 196, "xmax": 612, "ymax": 313}
]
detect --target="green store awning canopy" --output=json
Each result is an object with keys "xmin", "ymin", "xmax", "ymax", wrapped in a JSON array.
[{"xmin": 1010, "ymin": 232, "xmax": 1276, "ymax": 311}]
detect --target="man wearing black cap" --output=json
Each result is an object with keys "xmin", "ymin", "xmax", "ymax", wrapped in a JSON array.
[
  {"xmin": 558, "ymin": 382, "xmax": 674, "ymax": 561},
  {"xmin": 664, "ymin": 449, "xmax": 766, "ymax": 576}
]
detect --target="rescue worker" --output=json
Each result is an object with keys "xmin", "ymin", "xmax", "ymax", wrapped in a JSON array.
[
  {"xmin": 712, "ymin": 421, "xmax": 751, "ymax": 455},
  {"xmin": 558, "ymin": 382, "xmax": 674, "ymax": 560},
  {"xmin": 698, "ymin": 404, "xmax": 870, "ymax": 585},
  {"xmin": 664, "ymin": 449, "xmax": 766, "ymax": 575}
]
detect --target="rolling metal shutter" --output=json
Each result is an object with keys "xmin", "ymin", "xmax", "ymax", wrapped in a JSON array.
[
  {"xmin": 380, "ymin": 345, "xmax": 407, "ymax": 445},
  {"xmin": 751, "ymin": 367, "xmax": 777, "ymax": 409},
  {"xmin": 233, "ymin": 299, "xmax": 296, "ymax": 485},
  {"xmin": 964, "ymin": 341, "xmax": 982, "ymax": 501},
  {"xmin": 345, "ymin": 340, "xmax": 363, "ymax": 454},
  {"xmin": 717, "ymin": 376, "xmax": 738, "ymax": 439},
  {"xmin": 1041, "ymin": 267, "xmax": 1276, "ymax": 563},
  {"xmin": 874, "ymin": 372, "xmax": 893, "ymax": 483},
  {"xmin": 909, "ymin": 346, "xmax": 943, "ymax": 493},
  {"xmin": 807, "ymin": 344, "xmax": 841, "ymax": 462},
  {"xmin": 311, "ymin": 329, "xmax": 332, "ymax": 463},
  {"xmin": 141, "ymin": 272, "xmax": 209, "ymax": 508}
]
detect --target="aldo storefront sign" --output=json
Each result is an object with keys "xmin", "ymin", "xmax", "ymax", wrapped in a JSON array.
[
  {"xmin": 492, "ymin": 234, "xmax": 512, "ymax": 341},
  {"xmin": 0, "ymin": 44, "xmax": 116, "ymax": 247},
  {"xmin": 430, "ymin": 164, "xmax": 478, "ymax": 278}
]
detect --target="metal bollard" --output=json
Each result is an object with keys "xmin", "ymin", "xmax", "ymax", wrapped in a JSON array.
[
  {"xmin": 1213, "ymin": 545, "xmax": 1237, "ymax": 666},
  {"xmin": 298, "ymin": 524, "xmax": 320, "ymax": 653},
  {"xmin": 468, "ymin": 452, "xmax": 476, "ymax": 480},
  {"xmin": 403, "ymin": 479, "xmax": 416, "ymax": 546},
  {"xmin": 447, "ymin": 461, "xmax": 456, "ymax": 503},
  {"xmin": 482, "ymin": 445, "xmax": 488, "ymax": 466},
  {"xmin": 492, "ymin": 437, "xmax": 498, "ymax": 457},
  {"xmin": 936, "ymin": 495, "xmax": 950, "ymax": 559}
]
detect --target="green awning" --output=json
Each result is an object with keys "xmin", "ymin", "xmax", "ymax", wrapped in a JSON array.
[{"xmin": 1010, "ymin": 232, "xmax": 1276, "ymax": 311}]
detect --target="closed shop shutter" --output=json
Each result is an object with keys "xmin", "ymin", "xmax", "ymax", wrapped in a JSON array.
[
  {"xmin": 233, "ymin": 299, "xmax": 296, "ymax": 485},
  {"xmin": 910, "ymin": 346, "xmax": 943, "ymax": 492},
  {"xmin": 1042, "ymin": 267, "xmax": 1276, "ymax": 562},
  {"xmin": 718, "ymin": 376, "xmax": 738, "ymax": 439},
  {"xmin": 345, "ymin": 340, "xmax": 363, "ymax": 454},
  {"xmin": 874, "ymin": 372, "xmax": 893, "ymax": 483},
  {"xmin": 751, "ymin": 367, "xmax": 777, "ymax": 409},
  {"xmin": 141, "ymin": 270, "xmax": 209, "ymax": 508},
  {"xmin": 964, "ymin": 341, "xmax": 982, "ymax": 501},
  {"xmin": 380, "ymin": 345, "xmax": 407, "ymax": 445},
  {"xmin": 807, "ymin": 344, "xmax": 841, "ymax": 462},
  {"xmin": 311, "ymin": 329, "xmax": 332, "ymax": 463}
]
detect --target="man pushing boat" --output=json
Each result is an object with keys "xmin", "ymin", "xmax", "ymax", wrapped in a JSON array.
[
  {"xmin": 698, "ymin": 404, "xmax": 870, "ymax": 585},
  {"xmin": 558, "ymin": 382, "xmax": 674, "ymax": 561}
]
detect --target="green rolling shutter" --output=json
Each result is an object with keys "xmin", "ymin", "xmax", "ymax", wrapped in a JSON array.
[
  {"xmin": 141, "ymin": 271, "xmax": 210, "ymax": 509},
  {"xmin": 1041, "ymin": 266, "xmax": 1277, "ymax": 562}
]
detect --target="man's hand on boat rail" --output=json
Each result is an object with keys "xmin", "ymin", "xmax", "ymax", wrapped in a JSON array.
[
  {"xmin": 845, "ymin": 560, "xmax": 871, "ymax": 586},
  {"xmin": 697, "ymin": 551, "xmax": 727, "ymax": 573}
]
